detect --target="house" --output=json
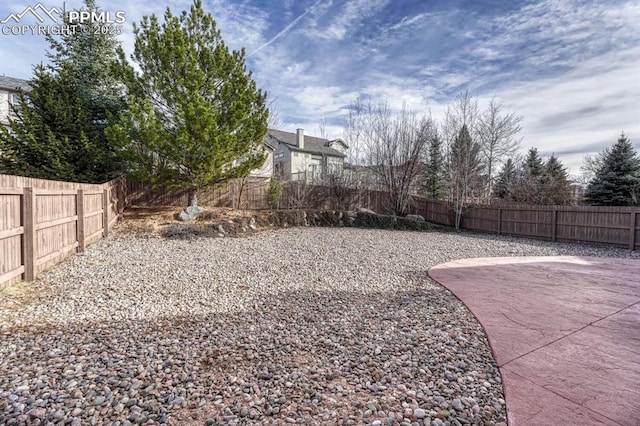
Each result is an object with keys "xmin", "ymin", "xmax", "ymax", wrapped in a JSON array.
[
  {"xmin": 247, "ymin": 139, "xmax": 274, "ymax": 179},
  {"xmin": 265, "ymin": 128, "xmax": 348, "ymax": 181},
  {"xmin": 0, "ymin": 76, "xmax": 30, "ymax": 126}
]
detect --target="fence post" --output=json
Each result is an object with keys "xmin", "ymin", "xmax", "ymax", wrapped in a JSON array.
[
  {"xmin": 22, "ymin": 187, "xmax": 36, "ymax": 281},
  {"xmin": 551, "ymin": 208, "xmax": 558, "ymax": 242},
  {"xmin": 117, "ymin": 178, "xmax": 125, "ymax": 214},
  {"xmin": 630, "ymin": 211, "xmax": 637, "ymax": 251},
  {"xmin": 76, "ymin": 189, "xmax": 86, "ymax": 253},
  {"xmin": 103, "ymin": 189, "xmax": 109, "ymax": 237},
  {"xmin": 425, "ymin": 199, "xmax": 429, "ymax": 222},
  {"xmin": 497, "ymin": 208, "xmax": 502, "ymax": 235}
]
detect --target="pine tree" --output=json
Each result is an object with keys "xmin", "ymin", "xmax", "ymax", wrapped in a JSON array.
[
  {"xmin": 493, "ymin": 158, "xmax": 516, "ymax": 200},
  {"xmin": 583, "ymin": 133, "xmax": 640, "ymax": 206},
  {"xmin": 541, "ymin": 155, "xmax": 574, "ymax": 205},
  {"xmin": 523, "ymin": 147, "xmax": 544, "ymax": 177},
  {"xmin": 107, "ymin": 0, "xmax": 268, "ymax": 207},
  {"xmin": 424, "ymin": 134, "xmax": 445, "ymax": 199},
  {"xmin": 0, "ymin": 0, "xmax": 123, "ymax": 182},
  {"xmin": 47, "ymin": 0, "xmax": 124, "ymax": 118},
  {"xmin": 0, "ymin": 65, "xmax": 111, "ymax": 181},
  {"xmin": 511, "ymin": 148, "xmax": 544, "ymax": 204},
  {"xmin": 267, "ymin": 178, "xmax": 282, "ymax": 209}
]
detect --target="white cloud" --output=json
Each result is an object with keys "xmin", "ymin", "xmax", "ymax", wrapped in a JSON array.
[
  {"xmin": 306, "ymin": 0, "xmax": 389, "ymax": 40},
  {"xmin": 492, "ymin": 46, "xmax": 640, "ymax": 175},
  {"xmin": 389, "ymin": 12, "xmax": 429, "ymax": 31}
]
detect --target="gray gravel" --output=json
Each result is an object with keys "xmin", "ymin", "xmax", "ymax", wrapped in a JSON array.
[{"xmin": 0, "ymin": 226, "xmax": 636, "ymax": 425}]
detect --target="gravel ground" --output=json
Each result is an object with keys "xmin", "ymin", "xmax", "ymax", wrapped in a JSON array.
[{"xmin": 1, "ymin": 225, "xmax": 637, "ymax": 426}]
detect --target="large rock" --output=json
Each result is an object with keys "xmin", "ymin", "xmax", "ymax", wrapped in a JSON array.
[
  {"xmin": 357, "ymin": 207, "xmax": 376, "ymax": 215},
  {"xmin": 177, "ymin": 206, "xmax": 204, "ymax": 221},
  {"xmin": 405, "ymin": 214, "xmax": 425, "ymax": 222}
]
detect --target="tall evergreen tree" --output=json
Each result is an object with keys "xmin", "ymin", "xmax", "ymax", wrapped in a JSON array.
[
  {"xmin": 0, "ymin": 0, "xmax": 123, "ymax": 182},
  {"xmin": 493, "ymin": 158, "xmax": 516, "ymax": 200},
  {"xmin": 511, "ymin": 148, "xmax": 545, "ymax": 204},
  {"xmin": 47, "ymin": 0, "xmax": 124, "ymax": 117},
  {"xmin": 523, "ymin": 147, "xmax": 544, "ymax": 177},
  {"xmin": 424, "ymin": 133, "xmax": 445, "ymax": 199},
  {"xmin": 0, "ymin": 64, "xmax": 113, "ymax": 181},
  {"xmin": 107, "ymin": 0, "xmax": 268, "ymax": 207},
  {"xmin": 583, "ymin": 133, "xmax": 640, "ymax": 206},
  {"xmin": 541, "ymin": 154, "xmax": 574, "ymax": 205}
]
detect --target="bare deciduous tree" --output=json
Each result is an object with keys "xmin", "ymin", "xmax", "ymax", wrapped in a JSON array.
[
  {"xmin": 578, "ymin": 149, "xmax": 608, "ymax": 185},
  {"xmin": 346, "ymin": 100, "xmax": 434, "ymax": 215},
  {"xmin": 317, "ymin": 117, "xmax": 328, "ymax": 140},
  {"xmin": 344, "ymin": 99, "xmax": 370, "ymax": 167},
  {"xmin": 441, "ymin": 90, "xmax": 479, "ymax": 147},
  {"xmin": 267, "ymin": 97, "xmax": 282, "ymax": 129},
  {"xmin": 285, "ymin": 173, "xmax": 315, "ymax": 211},
  {"xmin": 442, "ymin": 92, "xmax": 483, "ymax": 228},
  {"xmin": 477, "ymin": 97, "xmax": 523, "ymax": 201},
  {"xmin": 448, "ymin": 124, "xmax": 484, "ymax": 229}
]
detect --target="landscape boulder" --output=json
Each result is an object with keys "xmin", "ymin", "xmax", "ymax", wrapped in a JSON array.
[
  {"xmin": 357, "ymin": 207, "xmax": 377, "ymax": 215},
  {"xmin": 177, "ymin": 205, "xmax": 204, "ymax": 221},
  {"xmin": 405, "ymin": 214, "xmax": 425, "ymax": 222}
]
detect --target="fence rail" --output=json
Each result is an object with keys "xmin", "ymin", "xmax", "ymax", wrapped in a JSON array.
[{"xmin": 0, "ymin": 174, "xmax": 125, "ymax": 288}]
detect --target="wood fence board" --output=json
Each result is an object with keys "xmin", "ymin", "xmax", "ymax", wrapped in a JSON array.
[
  {"xmin": 0, "ymin": 194, "xmax": 21, "ymax": 232},
  {"xmin": 85, "ymin": 214, "xmax": 103, "ymax": 238},
  {"xmin": 0, "ymin": 235, "xmax": 22, "ymax": 275},
  {"xmin": 35, "ymin": 221, "xmax": 77, "ymax": 259},
  {"xmin": 35, "ymin": 193, "xmax": 76, "ymax": 224}
]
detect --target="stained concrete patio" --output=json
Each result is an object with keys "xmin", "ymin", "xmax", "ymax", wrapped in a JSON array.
[{"xmin": 428, "ymin": 256, "xmax": 640, "ymax": 426}]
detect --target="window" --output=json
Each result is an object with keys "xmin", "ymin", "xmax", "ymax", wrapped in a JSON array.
[
  {"xmin": 274, "ymin": 162, "xmax": 283, "ymax": 178},
  {"xmin": 8, "ymin": 93, "xmax": 21, "ymax": 114}
]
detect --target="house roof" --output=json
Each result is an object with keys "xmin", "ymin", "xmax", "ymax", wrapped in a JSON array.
[
  {"xmin": 0, "ymin": 76, "xmax": 30, "ymax": 92},
  {"xmin": 265, "ymin": 129, "xmax": 347, "ymax": 158}
]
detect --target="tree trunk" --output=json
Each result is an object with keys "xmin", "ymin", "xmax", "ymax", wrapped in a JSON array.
[{"xmin": 188, "ymin": 189, "xmax": 198, "ymax": 208}]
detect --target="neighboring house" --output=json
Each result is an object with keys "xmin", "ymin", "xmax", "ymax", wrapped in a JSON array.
[
  {"xmin": 248, "ymin": 140, "xmax": 274, "ymax": 179},
  {"xmin": 265, "ymin": 128, "xmax": 348, "ymax": 181},
  {"xmin": 0, "ymin": 76, "xmax": 30, "ymax": 126}
]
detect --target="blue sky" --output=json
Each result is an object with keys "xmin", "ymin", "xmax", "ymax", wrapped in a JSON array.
[{"xmin": 1, "ymin": 0, "xmax": 639, "ymax": 176}]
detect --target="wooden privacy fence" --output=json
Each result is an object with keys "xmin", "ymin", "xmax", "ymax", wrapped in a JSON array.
[
  {"xmin": 421, "ymin": 199, "xmax": 640, "ymax": 250},
  {"xmin": 127, "ymin": 177, "xmax": 271, "ymax": 210},
  {"xmin": 0, "ymin": 174, "xmax": 125, "ymax": 288}
]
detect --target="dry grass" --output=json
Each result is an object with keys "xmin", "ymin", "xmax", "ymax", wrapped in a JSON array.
[{"xmin": 0, "ymin": 280, "xmax": 43, "ymax": 311}]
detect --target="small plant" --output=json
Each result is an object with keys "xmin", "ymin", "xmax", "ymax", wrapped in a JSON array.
[{"xmin": 267, "ymin": 178, "xmax": 282, "ymax": 209}]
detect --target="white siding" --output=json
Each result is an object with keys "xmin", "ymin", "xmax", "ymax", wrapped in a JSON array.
[
  {"xmin": 249, "ymin": 149, "xmax": 274, "ymax": 178},
  {"xmin": 0, "ymin": 90, "xmax": 10, "ymax": 125}
]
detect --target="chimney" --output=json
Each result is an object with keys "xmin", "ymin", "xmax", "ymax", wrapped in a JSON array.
[{"xmin": 296, "ymin": 128, "xmax": 304, "ymax": 149}]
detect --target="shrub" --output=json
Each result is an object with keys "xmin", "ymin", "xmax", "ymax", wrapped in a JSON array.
[{"xmin": 267, "ymin": 178, "xmax": 282, "ymax": 209}]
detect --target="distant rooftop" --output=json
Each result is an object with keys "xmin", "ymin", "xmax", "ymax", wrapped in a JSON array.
[
  {"xmin": 0, "ymin": 75, "xmax": 30, "ymax": 92},
  {"xmin": 265, "ymin": 129, "xmax": 347, "ymax": 158}
]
